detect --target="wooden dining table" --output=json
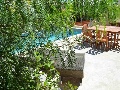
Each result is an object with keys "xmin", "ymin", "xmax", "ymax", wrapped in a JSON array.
[{"xmin": 87, "ymin": 26, "xmax": 120, "ymax": 49}]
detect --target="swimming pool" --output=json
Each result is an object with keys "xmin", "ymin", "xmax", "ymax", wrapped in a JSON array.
[
  {"xmin": 14, "ymin": 28, "xmax": 82, "ymax": 54},
  {"xmin": 50, "ymin": 28, "xmax": 81, "ymax": 41},
  {"xmin": 35, "ymin": 28, "xmax": 82, "ymax": 45}
]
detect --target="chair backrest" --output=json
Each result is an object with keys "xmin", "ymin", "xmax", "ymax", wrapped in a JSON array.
[
  {"xmin": 107, "ymin": 31, "xmax": 114, "ymax": 41},
  {"xmin": 118, "ymin": 31, "xmax": 120, "ymax": 40},
  {"xmin": 96, "ymin": 30, "xmax": 101, "ymax": 39},
  {"xmin": 116, "ymin": 31, "xmax": 120, "ymax": 42},
  {"xmin": 82, "ymin": 24, "xmax": 88, "ymax": 36},
  {"xmin": 101, "ymin": 31, "xmax": 108, "ymax": 40},
  {"xmin": 87, "ymin": 30, "xmax": 93, "ymax": 39},
  {"xmin": 96, "ymin": 30, "xmax": 108, "ymax": 41}
]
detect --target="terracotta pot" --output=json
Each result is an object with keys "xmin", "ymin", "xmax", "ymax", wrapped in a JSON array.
[{"xmin": 75, "ymin": 21, "xmax": 90, "ymax": 26}]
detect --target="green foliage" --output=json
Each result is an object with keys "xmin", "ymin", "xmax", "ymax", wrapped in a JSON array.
[
  {"xmin": 61, "ymin": 81, "xmax": 78, "ymax": 90},
  {"xmin": 0, "ymin": 0, "xmax": 74, "ymax": 89},
  {"xmin": 2, "ymin": 0, "xmax": 119, "ymax": 89},
  {"xmin": 73, "ymin": 0, "xmax": 120, "ymax": 22}
]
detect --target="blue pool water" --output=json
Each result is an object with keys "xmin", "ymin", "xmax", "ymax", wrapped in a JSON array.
[
  {"xmin": 14, "ymin": 28, "xmax": 82, "ymax": 54},
  {"xmin": 35, "ymin": 28, "xmax": 82, "ymax": 44},
  {"xmin": 21, "ymin": 28, "xmax": 82, "ymax": 45}
]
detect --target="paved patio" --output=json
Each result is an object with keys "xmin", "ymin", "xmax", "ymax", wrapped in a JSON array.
[
  {"xmin": 77, "ymin": 46, "xmax": 120, "ymax": 90},
  {"xmin": 54, "ymin": 26, "xmax": 120, "ymax": 90}
]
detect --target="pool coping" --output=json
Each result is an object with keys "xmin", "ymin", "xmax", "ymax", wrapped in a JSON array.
[{"xmin": 72, "ymin": 25, "xmax": 83, "ymax": 29}]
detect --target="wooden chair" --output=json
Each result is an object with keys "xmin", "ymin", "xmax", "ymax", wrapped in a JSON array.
[
  {"xmin": 82, "ymin": 24, "xmax": 95, "ymax": 47},
  {"xmin": 95, "ymin": 30, "xmax": 101, "ymax": 49},
  {"xmin": 87, "ymin": 30, "xmax": 96, "ymax": 47},
  {"xmin": 96, "ymin": 30, "xmax": 109, "ymax": 50},
  {"xmin": 82, "ymin": 24, "xmax": 89, "ymax": 39},
  {"xmin": 106, "ymin": 31, "xmax": 120, "ymax": 49},
  {"xmin": 107, "ymin": 31, "xmax": 115, "ymax": 49},
  {"xmin": 114, "ymin": 31, "xmax": 120, "ymax": 48}
]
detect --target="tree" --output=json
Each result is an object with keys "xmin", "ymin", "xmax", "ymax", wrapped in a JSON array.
[
  {"xmin": 73, "ymin": 0, "xmax": 120, "ymax": 23},
  {"xmin": 0, "ymin": 0, "xmax": 74, "ymax": 89}
]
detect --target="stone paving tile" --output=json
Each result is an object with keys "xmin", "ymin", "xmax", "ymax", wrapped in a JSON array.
[{"xmin": 77, "ymin": 47, "xmax": 120, "ymax": 90}]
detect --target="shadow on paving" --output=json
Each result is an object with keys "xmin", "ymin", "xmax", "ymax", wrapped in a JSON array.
[
  {"xmin": 59, "ymin": 42, "xmax": 120, "ymax": 89},
  {"xmin": 74, "ymin": 42, "xmax": 120, "ymax": 55}
]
